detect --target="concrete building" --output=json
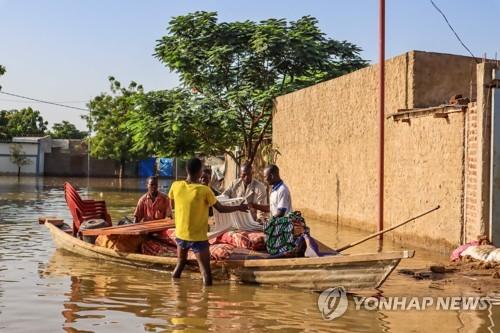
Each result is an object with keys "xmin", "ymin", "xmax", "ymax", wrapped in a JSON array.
[
  {"xmin": 0, "ymin": 136, "xmax": 51, "ymax": 176},
  {"xmin": 273, "ymin": 50, "xmax": 499, "ymax": 252}
]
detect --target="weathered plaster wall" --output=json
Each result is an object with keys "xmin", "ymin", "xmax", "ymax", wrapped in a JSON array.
[
  {"xmin": 384, "ymin": 111, "xmax": 465, "ymax": 249},
  {"xmin": 412, "ymin": 52, "xmax": 477, "ymax": 107},
  {"xmin": 273, "ymin": 51, "xmax": 476, "ymax": 251}
]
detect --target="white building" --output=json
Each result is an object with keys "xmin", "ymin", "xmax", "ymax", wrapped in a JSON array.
[{"xmin": 0, "ymin": 136, "xmax": 52, "ymax": 176}]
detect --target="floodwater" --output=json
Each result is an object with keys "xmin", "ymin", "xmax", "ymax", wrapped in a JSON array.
[{"xmin": 0, "ymin": 176, "xmax": 498, "ymax": 332}]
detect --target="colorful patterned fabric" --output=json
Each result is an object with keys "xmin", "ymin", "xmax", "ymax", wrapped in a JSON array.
[
  {"xmin": 208, "ymin": 243, "xmax": 235, "ymax": 260},
  {"xmin": 264, "ymin": 216, "xmax": 295, "ymax": 255},
  {"xmin": 217, "ymin": 230, "xmax": 266, "ymax": 251},
  {"xmin": 264, "ymin": 211, "xmax": 308, "ymax": 256},
  {"xmin": 141, "ymin": 239, "xmax": 235, "ymax": 260},
  {"xmin": 142, "ymin": 239, "xmax": 178, "ymax": 257}
]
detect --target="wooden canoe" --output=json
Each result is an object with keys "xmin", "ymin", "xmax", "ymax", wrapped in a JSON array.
[{"xmin": 45, "ymin": 222, "xmax": 414, "ymax": 291}]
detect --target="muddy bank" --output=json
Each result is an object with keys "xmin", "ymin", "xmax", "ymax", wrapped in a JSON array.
[{"xmin": 398, "ymin": 259, "xmax": 500, "ymax": 295}]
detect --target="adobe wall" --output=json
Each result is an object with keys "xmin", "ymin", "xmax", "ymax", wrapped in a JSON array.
[{"xmin": 273, "ymin": 51, "xmax": 477, "ymax": 251}]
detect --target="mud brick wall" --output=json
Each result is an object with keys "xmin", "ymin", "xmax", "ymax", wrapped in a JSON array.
[
  {"xmin": 273, "ymin": 51, "xmax": 478, "ymax": 251},
  {"xmin": 465, "ymin": 102, "xmax": 480, "ymax": 242}
]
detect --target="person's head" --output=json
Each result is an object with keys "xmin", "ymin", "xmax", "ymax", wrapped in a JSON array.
[
  {"xmin": 186, "ymin": 157, "xmax": 203, "ymax": 181},
  {"xmin": 240, "ymin": 162, "xmax": 253, "ymax": 185},
  {"xmin": 263, "ymin": 164, "xmax": 280, "ymax": 186},
  {"xmin": 200, "ymin": 167, "xmax": 212, "ymax": 186},
  {"xmin": 146, "ymin": 176, "xmax": 159, "ymax": 195}
]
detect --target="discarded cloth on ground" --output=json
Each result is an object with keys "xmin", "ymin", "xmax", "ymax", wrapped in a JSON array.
[
  {"xmin": 460, "ymin": 245, "xmax": 497, "ymax": 262},
  {"xmin": 451, "ymin": 235, "xmax": 494, "ymax": 262},
  {"xmin": 486, "ymin": 249, "xmax": 500, "ymax": 262},
  {"xmin": 450, "ymin": 241, "xmax": 479, "ymax": 261}
]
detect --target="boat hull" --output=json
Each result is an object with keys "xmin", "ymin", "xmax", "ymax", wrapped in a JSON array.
[{"xmin": 46, "ymin": 222, "xmax": 413, "ymax": 291}]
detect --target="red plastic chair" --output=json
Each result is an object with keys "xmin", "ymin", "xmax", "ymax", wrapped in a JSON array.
[
  {"xmin": 64, "ymin": 182, "xmax": 112, "ymax": 236},
  {"xmin": 64, "ymin": 183, "xmax": 108, "ymax": 210}
]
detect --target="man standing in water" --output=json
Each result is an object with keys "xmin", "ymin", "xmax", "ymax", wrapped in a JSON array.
[
  {"xmin": 133, "ymin": 176, "xmax": 172, "ymax": 223},
  {"xmin": 168, "ymin": 157, "xmax": 247, "ymax": 285}
]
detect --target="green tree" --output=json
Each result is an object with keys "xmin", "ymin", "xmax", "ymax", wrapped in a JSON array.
[
  {"xmin": 0, "ymin": 65, "xmax": 6, "ymax": 90},
  {"xmin": 0, "ymin": 110, "xmax": 10, "ymax": 139},
  {"xmin": 50, "ymin": 120, "xmax": 86, "ymax": 139},
  {"xmin": 9, "ymin": 143, "xmax": 32, "ymax": 177},
  {"xmin": 0, "ymin": 107, "xmax": 47, "ymax": 138},
  {"xmin": 84, "ymin": 77, "xmax": 145, "ymax": 178},
  {"xmin": 154, "ymin": 12, "xmax": 367, "ymax": 164},
  {"xmin": 127, "ymin": 88, "xmax": 240, "ymax": 160}
]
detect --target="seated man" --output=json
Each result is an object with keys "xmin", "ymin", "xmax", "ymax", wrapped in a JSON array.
[
  {"xmin": 169, "ymin": 157, "xmax": 247, "ymax": 285},
  {"xmin": 133, "ymin": 176, "xmax": 172, "ymax": 223},
  {"xmin": 222, "ymin": 162, "xmax": 268, "ymax": 221},
  {"xmin": 248, "ymin": 164, "xmax": 292, "ymax": 218}
]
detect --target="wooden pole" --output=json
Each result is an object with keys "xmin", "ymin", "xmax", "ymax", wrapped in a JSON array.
[{"xmin": 335, "ymin": 205, "xmax": 440, "ymax": 253}]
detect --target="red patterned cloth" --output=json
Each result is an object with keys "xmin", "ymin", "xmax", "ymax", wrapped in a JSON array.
[
  {"xmin": 154, "ymin": 228, "xmax": 177, "ymax": 246},
  {"xmin": 142, "ymin": 239, "xmax": 177, "ymax": 257},
  {"xmin": 142, "ymin": 239, "xmax": 235, "ymax": 260},
  {"xmin": 216, "ymin": 230, "xmax": 266, "ymax": 251},
  {"xmin": 208, "ymin": 243, "xmax": 235, "ymax": 260}
]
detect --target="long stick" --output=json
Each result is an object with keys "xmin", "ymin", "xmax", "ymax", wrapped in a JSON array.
[{"xmin": 335, "ymin": 205, "xmax": 440, "ymax": 253}]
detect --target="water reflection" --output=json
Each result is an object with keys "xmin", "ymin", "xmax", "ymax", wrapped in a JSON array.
[
  {"xmin": 40, "ymin": 251, "xmax": 385, "ymax": 332},
  {"xmin": 0, "ymin": 176, "xmax": 499, "ymax": 332}
]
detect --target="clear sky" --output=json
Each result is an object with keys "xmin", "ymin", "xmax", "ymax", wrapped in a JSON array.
[{"xmin": 0, "ymin": 0, "xmax": 498, "ymax": 130}]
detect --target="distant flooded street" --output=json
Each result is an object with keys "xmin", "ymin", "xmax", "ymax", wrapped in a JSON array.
[{"xmin": 0, "ymin": 176, "xmax": 497, "ymax": 332}]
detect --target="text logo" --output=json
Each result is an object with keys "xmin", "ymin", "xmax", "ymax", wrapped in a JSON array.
[{"xmin": 317, "ymin": 286, "xmax": 348, "ymax": 320}]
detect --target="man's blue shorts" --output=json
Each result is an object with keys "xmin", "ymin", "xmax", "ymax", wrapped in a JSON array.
[{"xmin": 175, "ymin": 238, "xmax": 209, "ymax": 253}]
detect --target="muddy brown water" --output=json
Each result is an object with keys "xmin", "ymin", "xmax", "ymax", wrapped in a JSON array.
[{"xmin": 0, "ymin": 176, "xmax": 498, "ymax": 332}]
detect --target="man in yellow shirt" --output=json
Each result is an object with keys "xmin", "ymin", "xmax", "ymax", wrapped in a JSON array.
[{"xmin": 168, "ymin": 157, "xmax": 247, "ymax": 285}]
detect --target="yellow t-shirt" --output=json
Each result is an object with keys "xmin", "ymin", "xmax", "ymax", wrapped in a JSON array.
[{"xmin": 168, "ymin": 180, "xmax": 217, "ymax": 241}]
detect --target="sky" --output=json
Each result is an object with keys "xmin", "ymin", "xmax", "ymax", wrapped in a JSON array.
[{"xmin": 0, "ymin": 0, "xmax": 498, "ymax": 130}]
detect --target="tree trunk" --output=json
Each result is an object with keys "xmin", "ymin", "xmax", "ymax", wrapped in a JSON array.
[
  {"xmin": 119, "ymin": 160, "xmax": 125, "ymax": 179},
  {"xmin": 17, "ymin": 166, "xmax": 21, "ymax": 178}
]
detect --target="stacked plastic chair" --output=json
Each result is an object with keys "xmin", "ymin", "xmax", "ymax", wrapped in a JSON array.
[{"xmin": 64, "ymin": 182, "xmax": 112, "ymax": 236}]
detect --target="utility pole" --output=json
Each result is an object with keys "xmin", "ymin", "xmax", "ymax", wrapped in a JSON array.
[{"xmin": 378, "ymin": 0, "xmax": 385, "ymax": 247}]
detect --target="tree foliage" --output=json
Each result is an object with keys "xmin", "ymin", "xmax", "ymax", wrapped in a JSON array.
[
  {"xmin": 84, "ymin": 77, "xmax": 146, "ymax": 177},
  {"xmin": 0, "ymin": 65, "xmax": 5, "ymax": 90},
  {"xmin": 126, "ymin": 88, "xmax": 240, "ymax": 159},
  {"xmin": 154, "ymin": 11, "xmax": 367, "ymax": 164},
  {"xmin": 0, "ymin": 107, "xmax": 48, "ymax": 139},
  {"xmin": 50, "ymin": 120, "xmax": 86, "ymax": 139}
]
